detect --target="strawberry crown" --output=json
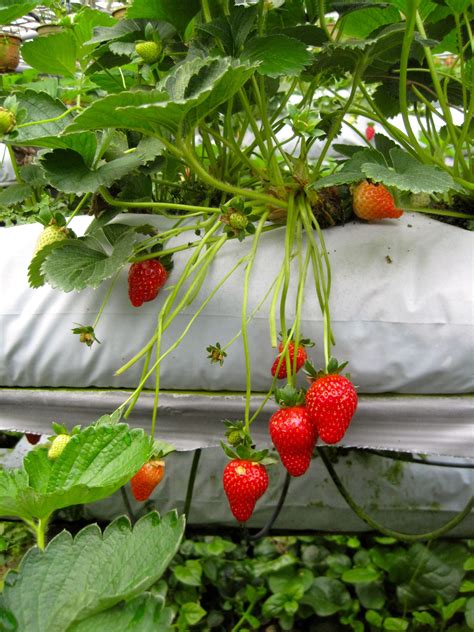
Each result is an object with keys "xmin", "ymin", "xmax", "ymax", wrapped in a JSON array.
[
  {"xmin": 48, "ymin": 422, "xmax": 81, "ymax": 442},
  {"xmin": 71, "ymin": 324, "xmax": 101, "ymax": 347},
  {"xmin": 152, "ymin": 439, "xmax": 175, "ymax": 459},
  {"xmin": 221, "ymin": 441, "xmax": 276, "ymax": 466}
]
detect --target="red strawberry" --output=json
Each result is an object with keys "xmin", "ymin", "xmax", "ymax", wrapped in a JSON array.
[
  {"xmin": 365, "ymin": 124, "xmax": 375, "ymax": 141},
  {"xmin": 25, "ymin": 433, "xmax": 41, "ymax": 445},
  {"xmin": 223, "ymin": 459, "xmax": 269, "ymax": 523},
  {"xmin": 128, "ymin": 260, "xmax": 168, "ymax": 307},
  {"xmin": 352, "ymin": 181, "xmax": 403, "ymax": 221},
  {"xmin": 131, "ymin": 459, "xmax": 165, "ymax": 501},
  {"xmin": 305, "ymin": 374, "xmax": 358, "ymax": 444},
  {"xmin": 269, "ymin": 406, "xmax": 317, "ymax": 477},
  {"xmin": 271, "ymin": 342, "xmax": 307, "ymax": 379}
]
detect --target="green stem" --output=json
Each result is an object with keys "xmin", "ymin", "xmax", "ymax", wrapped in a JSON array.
[
  {"xmin": 183, "ymin": 449, "xmax": 202, "ymax": 519},
  {"xmin": 180, "ymin": 140, "xmax": 288, "ymax": 208},
  {"xmin": 401, "ymin": 206, "xmax": 474, "ymax": 219},
  {"xmin": 7, "ymin": 145, "xmax": 22, "ymax": 183},
  {"xmin": 415, "ymin": 10, "xmax": 469, "ymax": 175},
  {"xmin": 99, "ymin": 186, "xmax": 221, "ymax": 215},
  {"xmin": 231, "ymin": 597, "xmax": 259, "ymax": 632},
  {"xmin": 92, "ymin": 271, "xmax": 120, "ymax": 330},
  {"xmin": 318, "ymin": 0, "xmax": 333, "ymax": 41},
  {"xmin": 280, "ymin": 193, "xmax": 296, "ymax": 383},
  {"xmin": 124, "ymin": 347, "xmax": 153, "ymax": 419},
  {"xmin": 313, "ymin": 59, "xmax": 366, "ymax": 176},
  {"xmin": 237, "ymin": 87, "xmax": 270, "ymax": 160},
  {"xmin": 243, "ymin": 212, "xmax": 270, "ymax": 429},
  {"xmin": 16, "ymin": 106, "xmax": 80, "ymax": 129},
  {"xmin": 35, "ymin": 516, "xmax": 50, "ymax": 550},
  {"xmin": 319, "ymin": 448, "xmax": 474, "ymax": 542},
  {"xmin": 150, "ymin": 316, "xmax": 163, "ymax": 437},
  {"xmin": 65, "ymin": 192, "xmax": 90, "ymax": 227},
  {"xmin": 118, "ymin": 249, "xmax": 245, "ymax": 409}
]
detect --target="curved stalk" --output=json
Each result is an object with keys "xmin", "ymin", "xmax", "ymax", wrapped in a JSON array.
[{"xmin": 319, "ymin": 448, "xmax": 474, "ymax": 542}]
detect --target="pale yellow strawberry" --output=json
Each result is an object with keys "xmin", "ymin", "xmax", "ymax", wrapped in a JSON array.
[
  {"xmin": 33, "ymin": 225, "xmax": 68, "ymax": 256},
  {"xmin": 48, "ymin": 434, "xmax": 71, "ymax": 459}
]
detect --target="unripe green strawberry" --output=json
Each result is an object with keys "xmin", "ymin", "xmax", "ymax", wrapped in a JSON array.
[
  {"xmin": 229, "ymin": 212, "xmax": 248, "ymax": 230},
  {"xmin": 135, "ymin": 41, "xmax": 162, "ymax": 64},
  {"xmin": 33, "ymin": 225, "xmax": 68, "ymax": 256},
  {"xmin": 410, "ymin": 192, "xmax": 431, "ymax": 208},
  {"xmin": 227, "ymin": 430, "xmax": 242, "ymax": 446},
  {"xmin": 0, "ymin": 108, "xmax": 15, "ymax": 134},
  {"xmin": 48, "ymin": 434, "xmax": 71, "ymax": 459}
]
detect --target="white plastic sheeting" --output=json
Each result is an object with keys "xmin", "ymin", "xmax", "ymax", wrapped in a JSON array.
[{"xmin": 1, "ymin": 212, "xmax": 473, "ymax": 393}]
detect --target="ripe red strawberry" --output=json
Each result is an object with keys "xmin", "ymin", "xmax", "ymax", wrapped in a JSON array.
[
  {"xmin": 223, "ymin": 459, "xmax": 269, "ymax": 523},
  {"xmin": 25, "ymin": 433, "xmax": 41, "ymax": 445},
  {"xmin": 271, "ymin": 342, "xmax": 307, "ymax": 379},
  {"xmin": 305, "ymin": 374, "xmax": 358, "ymax": 444},
  {"xmin": 269, "ymin": 406, "xmax": 317, "ymax": 477},
  {"xmin": 131, "ymin": 459, "xmax": 165, "ymax": 501},
  {"xmin": 128, "ymin": 260, "xmax": 168, "ymax": 307},
  {"xmin": 365, "ymin": 124, "xmax": 375, "ymax": 141},
  {"xmin": 352, "ymin": 181, "xmax": 403, "ymax": 221}
]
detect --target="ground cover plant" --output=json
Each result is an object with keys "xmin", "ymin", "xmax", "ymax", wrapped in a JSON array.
[{"xmin": 0, "ymin": 0, "xmax": 473, "ymax": 628}]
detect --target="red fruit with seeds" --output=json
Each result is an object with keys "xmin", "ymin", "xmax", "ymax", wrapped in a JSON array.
[
  {"xmin": 131, "ymin": 460, "xmax": 165, "ymax": 501},
  {"xmin": 353, "ymin": 181, "xmax": 403, "ymax": 221},
  {"xmin": 25, "ymin": 433, "xmax": 40, "ymax": 445},
  {"xmin": 271, "ymin": 342, "xmax": 307, "ymax": 379},
  {"xmin": 365, "ymin": 124, "xmax": 375, "ymax": 141},
  {"xmin": 306, "ymin": 374, "xmax": 358, "ymax": 444},
  {"xmin": 128, "ymin": 260, "xmax": 168, "ymax": 307},
  {"xmin": 223, "ymin": 459, "xmax": 269, "ymax": 523},
  {"xmin": 269, "ymin": 406, "xmax": 317, "ymax": 477}
]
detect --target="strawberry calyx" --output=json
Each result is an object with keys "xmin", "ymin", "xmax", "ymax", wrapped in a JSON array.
[
  {"xmin": 71, "ymin": 324, "xmax": 100, "ymax": 347},
  {"xmin": 221, "ymin": 441, "xmax": 275, "ymax": 467},
  {"xmin": 152, "ymin": 439, "xmax": 175, "ymax": 459},
  {"xmin": 274, "ymin": 384, "xmax": 306, "ymax": 408},
  {"xmin": 304, "ymin": 357, "xmax": 349, "ymax": 381},
  {"xmin": 220, "ymin": 197, "xmax": 260, "ymax": 242},
  {"xmin": 207, "ymin": 341, "xmax": 227, "ymax": 366},
  {"xmin": 279, "ymin": 330, "xmax": 315, "ymax": 349}
]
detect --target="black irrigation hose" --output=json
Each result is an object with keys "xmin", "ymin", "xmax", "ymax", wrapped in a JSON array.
[
  {"xmin": 361, "ymin": 448, "xmax": 474, "ymax": 469},
  {"xmin": 318, "ymin": 447, "xmax": 474, "ymax": 542},
  {"xmin": 183, "ymin": 448, "xmax": 202, "ymax": 520},
  {"xmin": 246, "ymin": 472, "xmax": 291, "ymax": 541}
]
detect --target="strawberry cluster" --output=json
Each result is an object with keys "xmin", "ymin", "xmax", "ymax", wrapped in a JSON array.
[{"xmin": 222, "ymin": 342, "xmax": 358, "ymax": 524}]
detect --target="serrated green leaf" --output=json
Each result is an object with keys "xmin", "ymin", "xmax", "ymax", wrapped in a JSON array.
[
  {"xmin": 21, "ymin": 32, "xmax": 79, "ymax": 77},
  {"xmin": 0, "ymin": 1, "xmax": 38, "ymax": 25},
  {"xmin": 41, "ymin": 229, "xmax": 137, "ymax": 291},
  {"xmin": 10, "ymin": 91, "xmax": 75, "ymax": 146},
  {"xmin": 173, "ymin": 559, "xmax": 202, "ymax": 586},
  {"xmin": 362, "ymin": 148, "xmax": 455, "ymax": 193},
  {"xmin": 41, "ymin": 149, "xmax": 144, "ymax": 195},
  {"xmin": 1, "ymin": 511, "xmax": 184, "ymax": 632},
  {"xmin": 242, "ymin": 34, "xmax": 312, "ymax": 77},
  {"xmin": 179, "ymin": 602, "xmax": 206, "ymax": 626},
  {"xmin": 69, "ymin": 593, "xmax": 173, "ymax": 632},
  {"xmin": 0, "ymin": 183, "xmax": 33, "ymax": 205},
  {"xmin": 311, "ymin": 148, "xmax": 387, "ymax": 189},
  {"xmin": 126, "ymin": 0, "xmax": 200, "ymax": 34},
  {"xmin": 0, "ymin": 423, "xmax": 153, "ymax": 521},
  {"xmin": 28, "ymin": 240, "xmax": 71, "ymax": 289}
]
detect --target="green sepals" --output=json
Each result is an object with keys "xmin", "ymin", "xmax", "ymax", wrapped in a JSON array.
[
  {"xmin": 220, "ymin": 198, "xmax": 260, "ymax": 242},
  {"xmin": 274, "ymin": 384, "xmax": 306, "ymax": 408},
  {"xmin": 51, "ymin": 422, "xmax": 69, "ymax": 436},
  {"xmin": 281, "ymin": 330, "xmax": 315, "ymax": 348},
  {"xmin": 304, "ymin": 357, "xmax": 349, "ymax": 381},
  {"xmin": 287, "ymin": 104, "xmax": 325, "ymax": 139},
  {"xmin": 326, "ymin": 357, "xmax": 349, "ymax": 375},
  {"xmin": 223, "ymin": 420, "xmax": 251, "ymax": 448},
  {"xmin": 152, "ymin": 439, "xmax": 175, "ymax": 459},
  {"xmin": 221, "ymin": 441, "xmax": 275, "ymax": 465},
  {"xmin": 71, "ymin": 324, "xmax": 101, "ymax": 347},
  {"xmin": 207, "ymin": 342, "xmax": 227, "ymax": 366},
  {"xmin": 37, "ymin": 209, "xmax": 67, "ymax": 228}
]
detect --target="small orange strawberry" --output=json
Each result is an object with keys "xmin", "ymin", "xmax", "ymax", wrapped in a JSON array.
[
  {"xmin": 131, "ymin": 460, "xmax": 165, "ymax": 501},
  {"xmin": 352, "ymin": 181, "xmax": 403, "ymax": 221}
]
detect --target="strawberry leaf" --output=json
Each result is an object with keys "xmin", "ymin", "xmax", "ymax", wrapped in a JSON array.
[
  {"xmin": 28, "ymin": 240, "xmax": 69, "ymax": 288},
  {"xmin": 0, "ymin": 422, "xmax": 153, "ymax": 521},
  {"xmin": 1, "ymin": 511, "xmax": 184, "ymax": 631},
  {"xmin": 41, "ymin": 229, "xmax": 137, "ymax": 292}
]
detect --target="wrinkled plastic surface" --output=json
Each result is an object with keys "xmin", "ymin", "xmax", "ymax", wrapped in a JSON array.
[{"xmin": 1, "ymin": 213, "xmax": 473, "ymax": 393}]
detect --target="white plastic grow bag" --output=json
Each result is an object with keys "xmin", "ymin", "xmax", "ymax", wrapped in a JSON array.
[{"xmin": 0, "ymin": 212, "xmax": 473, "ymax": 394}]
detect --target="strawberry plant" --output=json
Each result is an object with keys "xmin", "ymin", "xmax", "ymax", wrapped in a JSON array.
[{"xmin": 0, "ymin": 0, "xmax": 471, "ymax": 550}]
